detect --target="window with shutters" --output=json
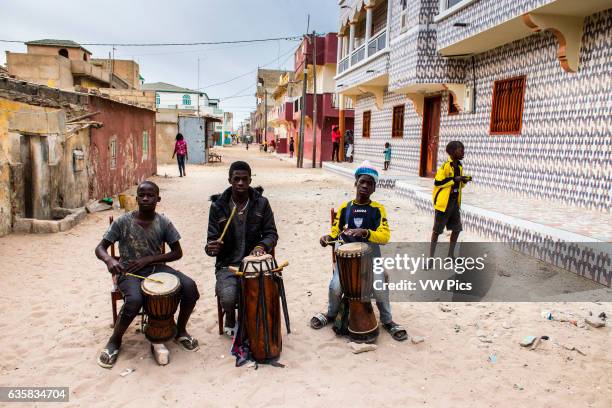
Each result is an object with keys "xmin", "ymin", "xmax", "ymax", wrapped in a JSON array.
[
  {"xmin": 392, "ymin": 105, "xmax": 404, "ymax": 138},
  {"xmin": 490, "ymin": 76, "xmax": 526, "ymax": 134},
  {"xmin": 362, "ymin": 111, "xmax": 371, "ymax": 138}
]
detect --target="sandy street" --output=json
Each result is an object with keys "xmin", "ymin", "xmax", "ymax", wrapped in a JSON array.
[{"xmin": 0, "ymin": 145, "xmax": 610, "ymax": 408}]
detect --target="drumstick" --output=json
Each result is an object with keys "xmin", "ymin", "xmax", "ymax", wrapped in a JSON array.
[
  {"xmin": 125, "ymin": 272, "xmax": 164, "ymax": 284},
  {"xmin": 228, "ymin": 261, "xmax": 289, "ymax": 276},
  {"xmin": 218, "ymin": 206, "xmax": 237, "ymax": 243}
]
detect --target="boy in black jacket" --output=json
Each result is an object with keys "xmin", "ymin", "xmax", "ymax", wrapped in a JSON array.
[{"xmin": 205, "ymin": 161, "xmax": 278, "ymax": 335}]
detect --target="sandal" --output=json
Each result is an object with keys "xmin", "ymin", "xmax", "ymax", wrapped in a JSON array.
[
  {"xmin": 223, "ymin": 326, "xmax": 235, "ymax": 338},
  {"xmin": 310, "ymin": 312, "xmax": 332, "ymax": 329},
  {"xmin": 97, "ymin": 347, "xmax": 119, "ymax": 369},
  {"xmin": 174, "ymin": 335, "xmax": 200, "ymax": 352},
  {"xmin": 383, "ymin": 322, "xmax": 408, "ymax": 341}
]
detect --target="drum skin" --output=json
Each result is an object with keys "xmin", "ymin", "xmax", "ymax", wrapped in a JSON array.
[
  {"xmin": 336, "ymin": 244, "xmax": 379, "ymax": 343},
  {"xmin": 141, "ymin": 273, "xmax": 181, "ymax": 344},
  {"xmin": 240, "ymin": 255, "xmax": 282, "ymax": 363}
]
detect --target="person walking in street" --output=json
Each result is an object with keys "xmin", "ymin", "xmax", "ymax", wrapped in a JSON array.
[
  {"xmin": 289, "ymin": 137, "xmax": 295, "ymax": 158},
  {"xmin": 345, "ymin": 129, "xmax": 354, "ymax": 163},
  {"xmin": 331, "ymin": 126, "xmax": 341, "ymax": 162},
  {"xmin": 430, "ymin": 141, "xmax": 472, "ymax": 259},
  {"xmin": 172, "ymin": 133, "xmax": 188, "ymax": 177},
  {"xmin": 383, "ymin": 142, "xmax": 391, "ymax": 171}
]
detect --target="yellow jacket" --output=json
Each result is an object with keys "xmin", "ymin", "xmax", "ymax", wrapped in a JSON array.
[
  {"xmin": 330, "ymin": 200, "xmax": 390, "ymax": 244},
  {"xmin": 432, "ymin": 157, "xmax": 466, "ymax": 212}
]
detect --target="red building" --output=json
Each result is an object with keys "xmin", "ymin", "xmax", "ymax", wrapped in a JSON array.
[{"xmin": 268, "ymin": 33, "xmax": 354, "ymax": 164}]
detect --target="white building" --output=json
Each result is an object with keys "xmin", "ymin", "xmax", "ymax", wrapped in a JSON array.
[{"xmin": 141, "ymin": 82, "xmax": 221, "ymax": 116}]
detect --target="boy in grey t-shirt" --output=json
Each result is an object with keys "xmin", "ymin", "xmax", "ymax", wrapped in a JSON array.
[{"xmin": 95, "ymin": 181, "xmax": 200, "ymax": 368}]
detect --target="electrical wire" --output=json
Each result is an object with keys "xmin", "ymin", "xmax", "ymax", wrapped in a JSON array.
[{"xmin": 0, "ymin": 36, "xmax": 302, "ymax": 47}]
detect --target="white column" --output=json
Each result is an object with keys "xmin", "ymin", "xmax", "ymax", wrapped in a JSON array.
[
  {"xmin": 348, "ymin": 22, "xmax": 356, "ymax": 56},
  {"xmin": 337, "ymin": 34, "xmax": 344, "ymax": 62},
  {"xmin": 365, "ymin": 5, "xmax": 373, "ymax": 57},
  {"xmin": 386, "ymin": 0, "xmax": 392, "ymax": 42}
]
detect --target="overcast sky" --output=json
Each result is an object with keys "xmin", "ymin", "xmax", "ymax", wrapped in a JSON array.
[{"xmin": 0, "ymin": 0, "xmax": 339, "ymax": 124}]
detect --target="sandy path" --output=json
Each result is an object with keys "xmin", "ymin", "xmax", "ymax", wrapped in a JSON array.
[{"xmin": 0, "ymin": 145, "xmax": 610, "ymax": 408}]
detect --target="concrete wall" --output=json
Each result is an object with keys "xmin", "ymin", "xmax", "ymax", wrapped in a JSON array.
[
  {"xmin": 156, "ymin": 109, "xmax": 179, "ymax": 165},
  {"xmin": 91, "ymin": 59, "xmax": 141, "ymax": 89},
  {"xmin": 98, "ymin": 88, "xmax": 155, "ymax": 109},
  {"xmin": 60, "ymin": 127, "xmax": 90, "ymax": 209},
  {"xmin": 87, "ymin": 96, "xmax": 156, "ymax": 198},
  {"xmin": 26, "ymin": 45, "xmax": 90, "ymax": 61},
  {"xmin": 6, "ymin": 53, "xmax": 74, "ymax": 89}
]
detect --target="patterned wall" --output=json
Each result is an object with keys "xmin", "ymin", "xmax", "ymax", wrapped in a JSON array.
[
  {"xmin": 352, "ymin": 8, "xmax": 612, "ymax": 213},
  {"xmin": 436, "ymin": 0, "xmax": 553, "ymax": 50},
  {"xmin": 438, "ymin": 11, "xmax": 612, "ymax": 212}
]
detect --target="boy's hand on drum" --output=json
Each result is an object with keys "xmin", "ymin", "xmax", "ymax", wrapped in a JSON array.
[
  {"xmin": 124, "ymin": 256, "xmax": 152, "ymax": 274},
  {"xmin": 106, "ymin": 258, "xmax": 124, "ymax": 275},
  {"xmin": 250, "ymin": 245, "xmax": 266, "ymax": 256},
  {"xmin": 343, "ymin": 228, "xmax": 368, "ymax": 238},
  {"xmin": 320, "ymin": 235, "xmax": 332, "ymax": 247},
  {"xmin": 206, "ymin": 240, "xmax": 223, "ymax": 256}
]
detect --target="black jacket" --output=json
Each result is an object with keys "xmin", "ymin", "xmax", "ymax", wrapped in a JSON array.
[{"xmin": 206, "ymin": 186, "xmax": 278, "ymax": 270}]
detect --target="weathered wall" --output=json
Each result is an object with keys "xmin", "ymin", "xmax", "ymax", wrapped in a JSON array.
[
  {"xmin": 6, "ymin": 53, "xmax": 73, "ymax": 89},
  {"xmin": 91, "ymin": 59, "xmax": 141, "ymax": 90},
  {"xmin": 87, "ymin": 96, "xmax": 156, "ymax": 198},
  {"xmin": 26, "ymin": 45, "xmax": 90, "ymax": 61},
  {"xmin": 99, "ymin": 88, "xmax": 155, "ymax": 109},
  {"xmin": 156, "ymin": 109, "xmax": 179, "ymax": 165},
  {"xmin": 60, "ymin": 127, "xmax": 91, "ymax": 208}
]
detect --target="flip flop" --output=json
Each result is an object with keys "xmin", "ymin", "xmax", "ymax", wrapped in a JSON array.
[
  {"xmin": 310, "ymin": 313, "xmax": 330, "ymax": 329},
  {"xmin": 383, "ymin": 322, "xmax": 408, "ymax": 341},
  {"xmin": 97, "ymin": 348, "xmax": 119, "ymax": 369},
  {"xmin": 174, "ymin": 335, "xmax": 200, "ymax": 352},
  {"xmin": 223, "ymin": 326, "xmax": 235, "ymax": 338}
]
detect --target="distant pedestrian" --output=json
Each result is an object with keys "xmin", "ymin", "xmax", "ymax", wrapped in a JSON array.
[
  {"xmin": 345, "ymin": 129, "xmax": 354, "ymax": 163},
  {"xmin": 263, "ymin": 140, "xmax": 268, "ymax": 152},
  {"xmin": 383, "ymin": 142, "xmax": 391, "ymax": 171},
  {"xmin": 331, "ymin": 125, "xmax": 341, "ymax": 162},
  {"xmin": 430, "ymin": 141, "xmax": 472, "ymax": 259},
  {"xmin": 245, "ymin": 135, "xmax": 250, "ymax": 150},
  {"xmin": 172, "ymin": 133, "xmax": 188, "ymax": 177},
  {"xmin": 289, "ymin": 137, "xmax": 295, "ymax": 158},
  {"xmin": 270, "ymin": 138, "xmax": 276, "ymax": 153}
]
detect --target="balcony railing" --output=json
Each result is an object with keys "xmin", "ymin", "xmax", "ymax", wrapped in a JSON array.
[
  {"xmin": 331, "ymin": 93, "xmax": 355, "ymax": 109},
  {"xmin": 367, "ymin": 30, "xmax": 386, "ymax": 58},
  {"xmin": 338, "ymin": 56, "xmax": 349, "ymax": 74},
  {"xmin": 350, "ymin": 45, "xmax": 366, "ymax": 66}
]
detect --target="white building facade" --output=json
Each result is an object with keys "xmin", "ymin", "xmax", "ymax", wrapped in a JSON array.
[{"xmin": 336, "ymin": 0, "xmax": 612, "ymax": 212}]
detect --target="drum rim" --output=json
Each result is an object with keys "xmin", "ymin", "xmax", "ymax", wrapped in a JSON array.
[
  {"xmin": 141, "ymin": 272, "xmax": 181, "ymax": 295},
  {"xmin": 336, "ymin": 242, "xmax": 372, "ymax": 257}
]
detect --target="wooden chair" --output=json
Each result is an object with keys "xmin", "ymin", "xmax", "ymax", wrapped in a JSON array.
[{"xmin": 109, "ymin": 216, "xmax": 165, "ymax": 326}]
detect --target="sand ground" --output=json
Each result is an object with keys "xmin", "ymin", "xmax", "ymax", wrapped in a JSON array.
[{"xmin": 0, "ymin": 145, "xmax": 610, "ymax": 408}]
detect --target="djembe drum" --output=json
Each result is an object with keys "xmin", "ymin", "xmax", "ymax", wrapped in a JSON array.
[
  {"xmin": 335, "ymin": 242, "xmax": 379, "ymax": 343},
  {"xmin": 141, "ymin": 272, "xmax": 181, "ymax": 343},
  {"xmin": 237, "ymin": 254, "xmax": 290, "ymax": 363}
]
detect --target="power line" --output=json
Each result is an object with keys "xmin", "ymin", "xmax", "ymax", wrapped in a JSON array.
[
  {"xmin": 0, "ymin": 35, "xmax": 302, "ymax": 47},
  {"xmin": 201, "ymin": 46, "xmax": 296, "ymax": 89}
]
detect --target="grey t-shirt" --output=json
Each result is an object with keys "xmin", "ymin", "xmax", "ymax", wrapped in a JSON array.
[{"xmin": 103, "ymin": 212, "xmax": 181, "ymax": 267}]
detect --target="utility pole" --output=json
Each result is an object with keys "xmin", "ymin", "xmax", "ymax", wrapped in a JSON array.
[
  {"xmin": 311, "ymin": 31, "xmax": 318, "ymax": 168},
  {"xmin": 264, "ymin": 87, "xmax": 268, "ymax": 149},
  {"xmin": 298, "ymin": 45, "xmax": 307, "ymax": 169}
]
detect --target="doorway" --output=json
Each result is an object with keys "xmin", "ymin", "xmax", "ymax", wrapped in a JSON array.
[{"xmin": 419, "ymin": 95, "xmax": 441, "ymax": 178}]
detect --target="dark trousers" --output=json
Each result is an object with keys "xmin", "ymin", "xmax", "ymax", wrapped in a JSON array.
[
  {"xmin": 332, "ymin": 142, "xmax": 340, "ymax": 162},
  {"xmin": 177, "ymin": 154, "xmax": 186, "ymax": 176},
  {"xmin": 215, "ymin": 267, "xmax": 239, "ymax": 326},
  {"xmin": 114, "ymin": 264, "xmax": 199, "ymax": 340}
]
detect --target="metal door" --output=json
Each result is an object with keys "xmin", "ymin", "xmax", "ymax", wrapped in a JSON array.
[{"xmin": 178, "ymin": 116, "xmax": 207, "ymax": 164}]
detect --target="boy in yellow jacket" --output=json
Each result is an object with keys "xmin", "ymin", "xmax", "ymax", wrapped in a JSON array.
[
  {"xmin": 430, "ymin": 141, "xmax": 472, "ymax": 258},
  {"xmin": 310, "ymin": 161, "xmax": 408, "ymax": 341}
]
